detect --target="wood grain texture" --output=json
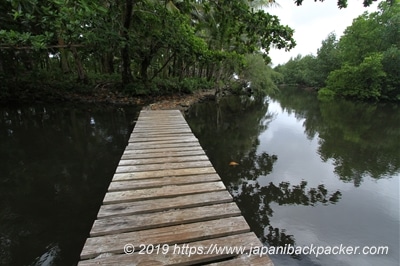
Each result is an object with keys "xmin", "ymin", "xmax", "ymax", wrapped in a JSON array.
[
  {"xmin": 103, "ymin": 181, "xmax": 226, "ymax": 204},
  {"xmin": 108, "ymin": 173, "xmax": 220, "ymax": 191},
  {"xmin": 80, "ymin": 216, "xmax": 250, "ymax": 260},
  {"xmin": 130, "ymin": 132, "xmax": 194, "ymax": 139},
  {"xmin": 91, "ymin": 202, "xmax": 241, "ymax": 237},
  {"xmin": 78, "ymin": 232, "xmax": 262, "ymax": 266},
  {"xmin": 208, "ymin": 254, "xmax": 274, "ymax": 266},
  {"xmin": 122, "ymin": 146, "xmax": 204, "ymax": 157},
  {"xmin": 121, "ymin": 149, "xmax": 205, "ymax": 160},
  {"xmin": 112, "ymin": 167, "xmax": 216, "ymax": 181},
  {"xmin": 129, "ymin": 135, "xmax": 195, "ymax": 143},
  {"xmin": 125, "ymin": 141, "xmax": 200, "ymax": 150},
  {"xmin": 118, "ymin": 155, "xmax": 209, "ymax": 166},
  {"xmin": 116, "ymin": 160, "xmax": 213, "ymax": 173},
  {"xmin": 97, "ymin": 191, "xmax": 233, "ymax": 219}
]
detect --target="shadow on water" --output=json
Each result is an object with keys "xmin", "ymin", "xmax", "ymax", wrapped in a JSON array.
[
  {"xmin": 186, "ymin": 91, "xmax": 400, "ymax": 266},
  {"xmin": 0, "ymin": 104, "xmax": 141, "ymax": 265}
]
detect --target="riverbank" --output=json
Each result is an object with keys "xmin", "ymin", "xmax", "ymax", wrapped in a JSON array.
[
  {"xmin": 143, "ymin": 89, "xmax": 216, "ymax": 111},
  {"xmin": 0, "ymin": 85, "xmax": 216, "ymax": 111}
]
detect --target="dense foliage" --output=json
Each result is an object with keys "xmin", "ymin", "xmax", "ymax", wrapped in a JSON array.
[
  {"xmin": 0, "ymin": 0, "xmax": 296, "ymax": 99},
  {"xmin": 275, "ymin": 1, "xmax": 400, "ymax": 102},
  {"xmin": 295, "ymin": 0, "xmax": 379, "ymax": 8}
]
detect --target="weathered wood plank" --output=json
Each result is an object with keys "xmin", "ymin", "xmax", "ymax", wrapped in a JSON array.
[
  {"xmin": 130, "ymin": 131, "xmax": 194, "ymax": 137},
  {"xmin": 139, "ymin": 110, "xmax": 181, "ymax": 115},
  {"xmin": 108, "ymin": 173, "xmax": 220, "ymax": 191},
  {"xmin": 118, "ymin": 155, "xmax": 209, "ymax": 166},
  {"xmin": 119, "ymin": 156, "xmax": 199, "ymax": 166},
  {"xmin": 97, "ymin": 191, "xmax": 233, "ymax": 219},
  {"xmin": 112, "ymin": 167, "xmax": 216, "ymax": 181},
  {"xmin": 116, "ymin": 160, "xmax": 213, "ymax": 173},
  {"xmin": 134, "ymin": 123, "xmax": 188, "ymax": 128},
  {"xmin": 125, "ymin": 141, "xmax": 200, "ymax": 150},
  {"xmin": 131, "ymin": 128, "xmax": 193, "ymax": 134},
  {"xmin": 91, "ymin": 202, "xmax": 241, "ymax": 237},
  {"xmin": 208, "ymin": 255, "xmax": 274, "ymax": 266},
  {"xmin": 103, "ymin": 181, "xmax": 226, "ymax": 204},
  {"xmin": 80, "ymin": 216, "xmax": 250, "ymax": 260},
  {"xmin": 122, "ymin": 146, "xmax": 204, "ymax": 155},
  {"xmin": 133, "ymin": 127, "xmax": 192, "ymax": 132},
  {"xmin": 130, "ymin": 132, "xmax": 194, "ymax": 139},
  {"xmin": 126, "ymin": 138, "xmax": 199, "ymax": 147},
  {"xmin": 134, "ymin": 123, "xmax": 190, "ymax": 127},
  {"xmin": 139, "ymin": 110, "xmax": 181, "ymax": 114},
  {"xmin": 121, "ymin": 149, "xmax": 205, "ymax": 160},
  {"xmin": 78, "ymin": 232, "xmax": 261, "ymax": 266},
  {"xmin": 129, "ymin": 135, "xmax": 196, "ymax": 143}
]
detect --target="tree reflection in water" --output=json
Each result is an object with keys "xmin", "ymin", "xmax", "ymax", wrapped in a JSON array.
[
  {"xmin": 224, "ymin": 147, "xmax": 342, "ymax": 258},
  {"xmin": 186, "ymin": 95, "xmax": 342, "ymax": 261},
  {"xmin": 0, "ymin": 104, "xmax": 139, "ymax": 265}
]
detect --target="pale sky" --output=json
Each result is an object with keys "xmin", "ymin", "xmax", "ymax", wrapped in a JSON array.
[{"xmin": 266, "ymin": 0, "xmax": 380, "ymax": 66}]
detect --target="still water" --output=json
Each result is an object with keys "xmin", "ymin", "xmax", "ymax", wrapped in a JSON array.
[
  {"xmin": 185, "ymin": 89, "xmax": 400, "ymax": 266},
  {"xmin": 0, "ymin": 104, "xmax": 140, "ymax": 265}
]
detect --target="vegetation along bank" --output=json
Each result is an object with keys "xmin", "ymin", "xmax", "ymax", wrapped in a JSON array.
[{"xmin": 1, "ymin": 0, "xmax": 397, "ymax": 104}]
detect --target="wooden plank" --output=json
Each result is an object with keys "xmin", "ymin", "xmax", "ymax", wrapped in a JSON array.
[
  {"xmin": 126, "ymin": 138, "xmax": 199, "ymax": 147},
  {"xmin": 118, "ymin": 155, "xmax": 209, "ymax": 166},
  {"xmin": 125, "ymin": 141, "xmax": 200, "ymax": 150},
  {"xmin": 130, "ymin": 132, "xmax": 194, "ymax": 139},
  {"xmin": 108, "ymin": 173, "xmax": 220, "ymax": 191},
  {"xmin": 139, "ymin": 110, "xmax": 181, "ymax": 115},
  {"xmin": 122, "ymin": 146, "xmax": 204, "ymax": 155},
  {"xmin": 133, "ymin": 126, "xmax": 192, "ymax": 132},
  {"xmin": 116, "ymin": 161, "xmax": 213, "ymax": 173},
  {"xmin": 97, "ymin": 191, "xmax": 233, "ymax": 219},
  {"xmin": 134, "ymin": 119, "xmax": 187, "ymax": 124},
  {"xmin": 131, "ymin": 128, "xmax": 193, "ymax": 134},
  {"xmin": 91, "ymin": 202, "xmax": 241, "ymax": 237},
  {"xmin": 80, "ymin": 216, "xmax": 250, "ymax": 260},
  {"xmin": 140, "ymin": 110, "xmax": 181, "ymax": 114},
  {"xmin": 121, "ymin": 149, "xmax": 205, "ymax": 160},
  {"xmin": 78, "ymin": 232, "xmax": 261, "ymax": 266},
  {"xmin": 134, "ymin": 123, "xmax": 188, "ymax": 127},
  {"xmin": 129, "ymin": 135, "xmax": 196, "ymax": 143},
  {"xmin": 112, "ymin": 167, "xmax": 216, "ymax": 181},
  {"xmin": 208, "ymin": 255, "xmax": 274, "ymax": 266},
  {"xmin": 130, "ymin": 132, "xmax": 195, "ymax": 138},
  {"xmin": 134, "ymin": 123, "xmax": 190, "ymax": 128},
  {"xmin": 103, "ymin": 181, "xmax": 226, "ymax": 204},
  {"xmin": 119, "ymin": 156, "xmax": 203, "ymax": 166}
]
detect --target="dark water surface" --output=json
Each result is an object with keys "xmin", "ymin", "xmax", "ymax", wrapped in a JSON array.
[
  {"xmin": 0, "ymin": 104, "xmax": 140, "ymax": 265},
  {"xmin": 185, "ymin": 89, "xmax": 400, "ymax": 266}
]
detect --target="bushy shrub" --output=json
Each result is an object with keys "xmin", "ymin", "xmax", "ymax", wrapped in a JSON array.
[{"xmin": 317, "ymin": 87, "xmax": 336, "ymax": 101}]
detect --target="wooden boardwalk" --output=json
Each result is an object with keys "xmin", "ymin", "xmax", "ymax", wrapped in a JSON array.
[{"xmin": 78, "ymin": 110, "xmax": 273, "ymax": 265}]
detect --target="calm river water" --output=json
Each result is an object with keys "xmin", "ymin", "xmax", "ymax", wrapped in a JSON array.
[
  {"xmin": 185, "ymin": 88, "xmax": 400, "ymax": 266},
  {"xmin": 0, "ymin": 104, "xmax": 140, "ymax": 265},
  {"xmin": 0, "ymin": 89, "xmax": 399, "ymax": 265}
]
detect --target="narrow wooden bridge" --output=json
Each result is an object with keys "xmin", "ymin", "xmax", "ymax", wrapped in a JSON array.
[{"xmin": 78, "ymin": 110, "xmax": 273, "ymax": 265}]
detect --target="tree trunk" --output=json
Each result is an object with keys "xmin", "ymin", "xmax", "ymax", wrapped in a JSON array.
[
  {"xmin": 102, "ymin": 52, "xmax": 114, "ymax": 74},
  {"xmin": 58, "ymin": 37, "xmax": 70, "ymax": 73},
  {"xmin": 140, "ymin": 55, "xmax": 151, "ymax": 89},
  {"xmin": 0, "ymin": 55, "xmax": 4, "ymax": 74},
  {"xmin": 121, "ymin": 0, "xmax": 134, "ymax": 84},
  {"xmin": 71, "ymin": 46, "xmax": 88, "ymax": 83}
]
